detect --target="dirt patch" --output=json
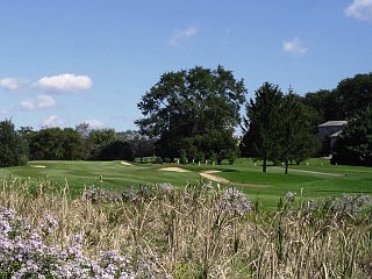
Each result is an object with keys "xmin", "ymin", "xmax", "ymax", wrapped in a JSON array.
[
  {"xmin": 159, "ymin": 167, "xmax": 191, "ymax": 173},
  {"xmin": 30, "ymin": 165, "xmax": 46, "ymax": 168},
  {"xmin": 120, "ymin": 161, "xmax": 133, "ymax": 166}
]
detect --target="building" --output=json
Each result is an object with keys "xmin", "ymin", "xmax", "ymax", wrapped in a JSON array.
[
  {"xmin": 318, "ymin": 120, "xmax": 347, "ymax": 154},
  {"xmin": 318, "ymin": 121, "xmax": 347, "ymax": 138}
]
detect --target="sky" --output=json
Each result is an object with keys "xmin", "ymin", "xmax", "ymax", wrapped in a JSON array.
[{"xmin": 1, "ymin": 0, "xmax": 372, "ymax": 131}]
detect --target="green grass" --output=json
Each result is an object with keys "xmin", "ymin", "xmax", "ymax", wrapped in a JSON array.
[{"xmin": 0, "ymin": 158, "xmax": 371, "ymax": 207}]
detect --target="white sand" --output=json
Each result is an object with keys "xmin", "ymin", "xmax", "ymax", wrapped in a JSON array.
[
  {"xmin": 159, "ymin": 167, "xmax": 190, "ymax": 173},
  {"xmin": 202, "ymin": 170, "xmax": 221, "ymax": 174},
  {"xmin": 200, "ymin": 172, "xmax": 230, "ymax": 184},
  {"xmin": 120, "ymin": 161, "xmax": 133, "ymax": 166}
]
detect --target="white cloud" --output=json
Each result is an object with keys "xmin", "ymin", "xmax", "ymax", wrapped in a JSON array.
[
  {"xmin": 283, "ymin": 38, "xmax": 308, "ymax": 56},
  {"xmin": 33, "ymin": 73, "xmax": 92, "ymax": 92},
  {"xmin": 82, "ymin": 119, "xmax": 105, "ymax": 130},
  {"xmin": 168, "ymin": 26, "xmax": 199, "ymax": 46},
  {"xmin": 0, "ymin": 78, "xmax": 28, "ymax": 91},
  {"xmin": 20, "ymin": 95, "xmax": 56, "ymax": 110},
  {"xmin": 42, "ymin": 115, "xmax": 64, "ymax": 128},
  {"xmin": 345, "ymin": 0, "xmax": 372, "ymax": 21}
]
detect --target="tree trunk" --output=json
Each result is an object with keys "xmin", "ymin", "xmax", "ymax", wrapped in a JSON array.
[
  {"xmin": 285, "ymin": 159, "xmax": 288, "ymax": 174},
  {"xmin": 263, "ymin": 153, "xmax": 267, "ymax": 173}
]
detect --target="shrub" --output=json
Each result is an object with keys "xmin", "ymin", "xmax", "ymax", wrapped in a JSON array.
[{"xmin": 155, "ymin": 157, "xmax": 163, "ymax": 164}]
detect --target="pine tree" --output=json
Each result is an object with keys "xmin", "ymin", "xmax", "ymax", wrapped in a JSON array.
[{"xmin": 243, "ymin": 82, "xmax": 283, "ymax": 172}]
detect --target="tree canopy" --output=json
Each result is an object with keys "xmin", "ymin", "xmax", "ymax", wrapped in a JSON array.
[
  {"xmin": 136, "ymin": 66, "xmax": 246, "ymax": 163},
  {"xmin": 242, "ymin": 82, "xmax": 283, "ymax": 172},
  {"xmin": 336, "ymin": 73, "xmax": 372, "ymax": 118},
  {"xmin": 0, "ymin": 120, "xmax": 28, "ymax": 167},
  {"xmin": 279, "ymin": 92, "xmax": 319, "ymax": 172},
  {"xmin": 29, "ymin": 128, "xmax": 83, "ymax": 160},
  {"xmin": 242, "ymin": 83, "xmax": 319, "ymax": 172},
  {"xmin": 331, "ymin": 107, "xmax": 372, "ymax": 166}
]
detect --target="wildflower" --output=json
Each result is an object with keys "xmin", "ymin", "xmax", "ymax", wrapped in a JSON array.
[
  {"xmin": 219, "ymin": 188, "xmax": 252, "ymax": 216},
  {"xmin": 285, "ymin": 191, "xmax": 296, "ymax": 202},
  {"xmin": 41, "ymin": 214, "xmax": 58, "ymax": 235}
]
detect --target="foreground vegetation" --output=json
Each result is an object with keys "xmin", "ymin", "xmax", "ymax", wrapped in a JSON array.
[{"xmin": 1, "ymin": 177, "xmax": 371, "ymax": 278}]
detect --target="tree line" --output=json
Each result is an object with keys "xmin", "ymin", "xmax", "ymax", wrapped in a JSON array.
[
  {"xmin": 1, "ymin": 67, "xmax": 371, "ymax": 169},
  {"xmin": 0, "ymin": 122, "xmax": 155, "ymax": 167}
]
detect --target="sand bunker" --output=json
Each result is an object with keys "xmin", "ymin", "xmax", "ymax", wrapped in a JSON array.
[
  {"xmin": 159, "ymin": 167, "xmax": 190, "ymax": 173},
  {"xmin": 203, "ymin": 170, "xmax": 221, "ymax": 174},
  {"xmin": 200, "ymin": 172, "xmax": 230, "ymax": 184},
  {"xmin": 200, "ymin": 171, "xmax": 268, "ymax": 187},
  {"xmin": 120, "ymin": 161, "xmax": 133, "ymax": 166},
  {"xmin": 30, "ymin": 165, "xmax": 46, "ymax": 168}
]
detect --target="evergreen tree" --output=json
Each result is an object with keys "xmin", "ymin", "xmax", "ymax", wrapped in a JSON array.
[
  {"xmin": 280, "ymin": 91, "xmax": 318, "ymax": 173},
  {"xmin": 242, "ymin": 82, "xmax": 283, "ymax": 172}
]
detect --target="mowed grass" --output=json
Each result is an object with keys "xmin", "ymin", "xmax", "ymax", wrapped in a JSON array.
[{"xmin": 0, "ymin": 158, "xmax": 371, "ymax": 207}]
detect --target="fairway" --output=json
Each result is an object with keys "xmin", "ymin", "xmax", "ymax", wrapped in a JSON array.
[{"xmin": 0, "ymin": 158, "xmax": 371, "ymax": 206}]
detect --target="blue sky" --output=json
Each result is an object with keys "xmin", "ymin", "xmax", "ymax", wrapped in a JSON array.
[{"xmin": 1, "ymin": 0, "xmax": 371, "ymax": 130}]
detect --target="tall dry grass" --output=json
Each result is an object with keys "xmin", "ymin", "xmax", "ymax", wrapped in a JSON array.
[{"xmin": 1, "ymin": 177, "xmax": 371, "ymax": 278}]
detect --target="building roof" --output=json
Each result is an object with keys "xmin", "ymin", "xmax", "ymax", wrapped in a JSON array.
[
  {"xmin": 318, "ymin": 121, "xmax": 347, "ymax": 128},
  {"xmin": 330, "ymin": 130, "xmax": 343, "ymax": 138}
]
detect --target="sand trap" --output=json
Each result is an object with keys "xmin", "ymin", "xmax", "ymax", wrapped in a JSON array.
[
  {"xmin": 200, "ymin": 172, "xmax": 230, "ymax": 184},
  {"xmin": 30, "ymin": 165, "xmax": 46, "ymax": 168},
  {"xmin": 200, "ymin": 171, "xmax": 268, "ymax": 187},
  {"xmin": 203, "ymin": 170, "xmax": 221, "ymax": 174},
  {"xmin": 120, "ymin": 161, "xmax": 133, "ymax": 166},
  {"xmin": 159, "ymin": 167, "xmax": 190, "ymax": 173}
]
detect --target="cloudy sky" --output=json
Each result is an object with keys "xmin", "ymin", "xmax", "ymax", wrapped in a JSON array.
[{"xmin": 1, "ymin": 0, "xmax": 371, "ymax": 130}]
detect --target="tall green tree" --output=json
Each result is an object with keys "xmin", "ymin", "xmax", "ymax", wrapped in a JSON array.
[
  {"xmin": 331, "ymin": 107, "xmax": 372, "ymax": 166},
  {"xmin": 242, "ymin": 82, "xmax": 283, "ymax": 172},
  {"xmin": 280, "ymin": 92, "xmax": 318, "ymax": 173},
  {"xmin": 136, "ymin": 66, "xmax": 246, "ymax": 162},
  {"xmin": 0, "ymin": 120, "xmax": 28, "ymax": 167},
  {"xmin": 336, "ymin": 73, "xmax": 372, "ymax": 118},
  {"xmin": 301, "ymin": 89, "xmax": 342, "ymax": 123},
  {"xmin": 87, "ymin": 128, "xmax": 117, "ymax": 160}
]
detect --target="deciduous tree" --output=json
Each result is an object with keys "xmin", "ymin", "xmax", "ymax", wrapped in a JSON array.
[
  {"xmin": 0, "ymin": 120, "xmax": 28, "ymax": 167},
  {"xmin": 136, "ymin": 66, "xmax": 246, "ymax": 162},
  {"xmin": 331, "ymin": 107, "xmax": 372, "ymax": 166}
]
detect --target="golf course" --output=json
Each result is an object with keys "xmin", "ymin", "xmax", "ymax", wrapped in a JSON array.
[{"xmin": 1, "ymin": 158, "xmax": 371, "ymax": 207}]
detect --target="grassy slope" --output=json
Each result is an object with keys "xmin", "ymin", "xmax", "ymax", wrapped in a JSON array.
[{"xmin": 0, "ymin": 158, "xmax": 371, "ymax": 206}]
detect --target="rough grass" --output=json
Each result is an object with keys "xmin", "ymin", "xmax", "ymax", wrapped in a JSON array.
[{"xmin": 0, "ymin": 177, "xmax": 371, "ymax": 278}]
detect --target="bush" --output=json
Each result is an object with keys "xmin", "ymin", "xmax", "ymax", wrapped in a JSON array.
[
  {"xmin": 179, "ymin": 150, "xmax": 187, "ymax": 164},
  {"xmin": 155, "ymin": 157, "xmax": 163, "ymax": 164}
]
